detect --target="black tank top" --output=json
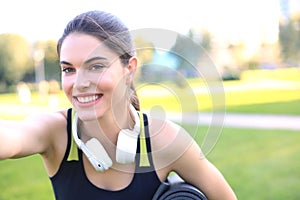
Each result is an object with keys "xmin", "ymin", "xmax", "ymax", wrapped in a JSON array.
[{"xmin": 50, "ymin": 109, "xmax": 162, "ymax": 200}]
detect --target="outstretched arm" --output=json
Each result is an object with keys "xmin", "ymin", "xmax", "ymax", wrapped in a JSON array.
[{"xmin": 0, "ymin": 112, "xmax": 65, "ymax": 160}]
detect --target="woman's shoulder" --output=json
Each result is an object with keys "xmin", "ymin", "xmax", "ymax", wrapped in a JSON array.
[
  {"xmin": 146, "ymin": 114, "xmax": 194, "ymax": 168},
  {"xmin": 25, "ymin": 109, "xmax": 68, "ymax": 123},
  {"xmin": 22, "ymin": 109, "xmax": 69, "ymax": 135},
  {"xmin": 146, "ymin": 114, "xmax": 190, "ymax": 145}
]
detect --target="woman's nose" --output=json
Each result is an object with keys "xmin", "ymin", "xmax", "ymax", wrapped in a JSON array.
[{"xmin": 73, "ymin": 69, "xmax": 91, "ymax": 90}]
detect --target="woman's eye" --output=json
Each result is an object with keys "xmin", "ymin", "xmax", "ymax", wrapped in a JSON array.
[
  {"xmin": 90, "ymin": 64, "xmax": 105, "ymax": 70},
  {"xmin": 62, "ymin": 67, "xmax": 75, "ymax": 73}
]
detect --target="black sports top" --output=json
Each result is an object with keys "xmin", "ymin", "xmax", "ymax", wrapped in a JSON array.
[{"xmin": 50, "ymin": 109, "xmax": 162, "ymax": 200}]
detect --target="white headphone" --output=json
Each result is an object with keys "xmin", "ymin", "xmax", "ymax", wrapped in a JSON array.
[{"xmin": 72, "ymin": 105, "xmax": 140, "ymax": 172}]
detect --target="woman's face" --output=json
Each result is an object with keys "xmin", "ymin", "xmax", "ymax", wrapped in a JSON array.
[{"xmin": 59, "ymin": 33, "xmax": 133, "ymax": 121}]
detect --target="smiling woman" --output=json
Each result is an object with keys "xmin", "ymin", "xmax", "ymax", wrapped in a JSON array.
[
  {"xmin": 0, "ymin": 10, "xmax": 237, "ymax": 200},
  {"xmin": 59, "ymin": 32, "xmax": 133, "ymax": 121}
]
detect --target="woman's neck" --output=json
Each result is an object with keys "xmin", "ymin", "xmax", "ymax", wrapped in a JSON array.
[{"xmin": 80, "ymin": 104, "xmax": 133, "ymax": 145}]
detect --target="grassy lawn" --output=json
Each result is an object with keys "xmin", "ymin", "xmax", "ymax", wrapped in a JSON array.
[
  {"xmin": 137, "ymin": 68, "xmax": 300, "ymax": 114},
  {"xmin": 187, "ymin": 126, "xmax": 300, "ymax": 200},
  {"xmin": 0, "ymin": 156, "xmax": 54, "ymax": 200},
  {"xmin": 0, "ymin": 126, "xmax": 299, "ymax": 200},
  {"xmin": 226, "ymin": 99, "xmax": 300, "ymax": 115}
]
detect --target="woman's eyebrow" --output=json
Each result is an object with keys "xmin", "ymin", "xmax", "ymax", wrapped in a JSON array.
[
  {"xmin": 83, "ymin": 56, "xmax": 107, "ymax": 64},
  {"xmin": 60, "ymin": 56, "xmax": 107, "ymax": 66},
  {"xmin": 60, "ymin": 60, "xmax": 72, "ymax": 66}
]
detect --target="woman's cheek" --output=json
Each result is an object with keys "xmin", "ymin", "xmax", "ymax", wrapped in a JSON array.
[
  {"xmin": 96, "ymin": 71, "xmax": 116, "ymax": 91},
  {"xmin": 62, "ymin": 77, "xmax": 74, "ymax": 102}
]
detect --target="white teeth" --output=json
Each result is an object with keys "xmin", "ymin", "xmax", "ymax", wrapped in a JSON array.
[{"xmin": 77, "ymin": 95, "xmax": 101, "ymax": 103}]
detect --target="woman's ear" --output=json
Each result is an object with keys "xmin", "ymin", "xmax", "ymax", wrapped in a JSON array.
[{"xmin": 126, "ymin": 56, "xmax": 138, "ymax": 84}]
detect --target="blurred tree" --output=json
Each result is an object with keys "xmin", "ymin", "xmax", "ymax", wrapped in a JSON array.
[
  {"xmin": 133, "ymin": 37, "xmax": 155, "ymax": 82},
  {"xmin": 0, "ymin": 34, "xmax": 32, "ymax": 91},
  {"xmin": 170, "ymin": 29, "xmax": 212, "ymax": 78},
  {"xmin": 134, "ymin": 37, "xmax": 155, "ymax": 65},
  {"xmin": 279, "ymin": 13, "xmax": 300, "ymax": 66},
  {"xmin": 34, "ymin": 40, "xmax": 60, "ymax": 82},
  {"xmin": 44, "ymin": 40, "xmax": 60, "ymax": 82}
]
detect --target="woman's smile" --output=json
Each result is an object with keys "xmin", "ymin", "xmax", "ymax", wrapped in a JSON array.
[{"xmin": 74, "ymin": 94, "xmax": 103, "ymax": 106}]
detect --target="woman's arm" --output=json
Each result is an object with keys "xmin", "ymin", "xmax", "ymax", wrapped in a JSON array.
[
  {"xmin": 150, "ymin": 119, "xmax": 237, "ymax": 200},
  {"xmin": 0, "ymin": 112, "xmax": 65, "ymax": 160},
  {"xmin": 172, "ymin": 140, "xmax": 237, "ymax": 200}
]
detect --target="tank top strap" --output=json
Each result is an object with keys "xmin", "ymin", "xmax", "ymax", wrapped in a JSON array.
[
  {"xmin": 66, "ymin": 108, "xmax": 79, "ymax": 161},
  {"xmin": 136, "ymin": 113, "xmax": 155, "ymax": 173}
]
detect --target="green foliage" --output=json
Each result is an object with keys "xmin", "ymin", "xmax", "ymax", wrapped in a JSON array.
[
  {"xmin": 0, "ymin": 34, "xmax": 32, "ymax": 88},
  {"xmin": 134, "ymin": 36, "xmax": 155, "ymax": 65},
  {"xmin": 35, "ymin": 40, "xmax": 60, "ymax": 81},
  {"xmin": 170, "ymin": 30, "xmax": 207, "ymax": 72},
  {"xmin": 0, "ymin": 36, "xmax": 60, "ymax": 92},
  {"xmin": 279, "ymin": 17, "xmax": 300, "ymax": 64}
]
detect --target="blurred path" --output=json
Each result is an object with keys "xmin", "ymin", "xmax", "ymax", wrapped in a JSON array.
[
  {"xmin": 166, "ymin": 112, "xmax": 300, "ymax": 131},
  {"xmin": 223, "ymin": 113, "xmax": 300, "ymax": 131},
  {"xmin": 1, "ymin": 104, "xmax": 299, "ymax": 131}
]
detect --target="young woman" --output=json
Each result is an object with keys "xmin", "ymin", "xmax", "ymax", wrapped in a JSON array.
[{"xmin": 0, "ymin": 10, "xmax": 237, "ymax": 199}]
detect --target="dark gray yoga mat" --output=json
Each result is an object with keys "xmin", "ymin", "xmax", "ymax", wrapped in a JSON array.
[{"xmin": 152, "ymin": 174, "xmax": 207, "ymax": 200}]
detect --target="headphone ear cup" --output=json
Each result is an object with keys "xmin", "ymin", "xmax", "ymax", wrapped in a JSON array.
[
  {"xmin": 116, "ymin": 129, "xmax": 138, "ymax": 164},
  {"xmin": 116, "ymin": 104, "xmax": 141, "ymax": 164},
  {"xmin": 85, "ymin": 138, "xmax": 113, "ymax": 171}
]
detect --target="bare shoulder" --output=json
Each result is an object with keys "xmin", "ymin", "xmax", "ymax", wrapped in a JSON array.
[
  {"xmin": 147, "ymin": 115, "xmax": 195, "ymax": 171},
  {"xmin": 147, "ymin": 115, "xmax": 193, "ymax": 150},
  {"xmin": 24, "ymin": 109, "xmax": 67, "ymax": 127},
  {"xmin": 21, "ymin": 109, "xmax": 69, "ymax": 153}
]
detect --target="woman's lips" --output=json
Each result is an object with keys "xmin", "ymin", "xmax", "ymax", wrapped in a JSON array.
[{"xmin": 74, "ymin": 94, "xmax": 103, "ymax": 104}]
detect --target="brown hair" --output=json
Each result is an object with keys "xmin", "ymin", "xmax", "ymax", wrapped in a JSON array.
[{"xmin": 57, "ymin": 10, "xmax": 139, "ymax": 110}]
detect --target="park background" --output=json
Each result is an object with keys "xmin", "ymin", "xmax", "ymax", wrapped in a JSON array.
[{"xmin": 0, "ymin": 0, "xmax": 300, "ymax": 199}]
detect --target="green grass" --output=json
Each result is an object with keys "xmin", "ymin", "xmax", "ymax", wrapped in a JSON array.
[
  {"xmin": 240, "ymin": 67, "xmax": 300, "ymax": 81},
  {"xmin": 137, "ymin": 80, "xmax": 300, "ymax": 114},
  {"xmin": 226, "ymin": 99, "xmax": 300, "ymax": 115},
  {"xmin": 0, "ymin": 156, "xmax": 54, "ymax": 200},
  {"xmin": 136, "ymin": 68, "xmax": 300, "ymax": 114},
  {"xmin": 0, "ymin": 126, "xmax": 299, "ymax": 199},
  {"xmin": 0, "ymin": 92, "xmax": 71, "ymax": 120},
  {"xmin": 184, "ymin": 126, "xmax": 300, "ymax": 200}
]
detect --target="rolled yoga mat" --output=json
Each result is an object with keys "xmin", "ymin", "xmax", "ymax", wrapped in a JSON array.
[{"xmin": 152, "ymin": 173, "xmax": 207, "ymax": 200}]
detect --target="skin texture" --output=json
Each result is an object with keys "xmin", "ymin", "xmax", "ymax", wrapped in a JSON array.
[{"xmin": 0, "ymin": 33, "xmax": 237, "ymax": 200}]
